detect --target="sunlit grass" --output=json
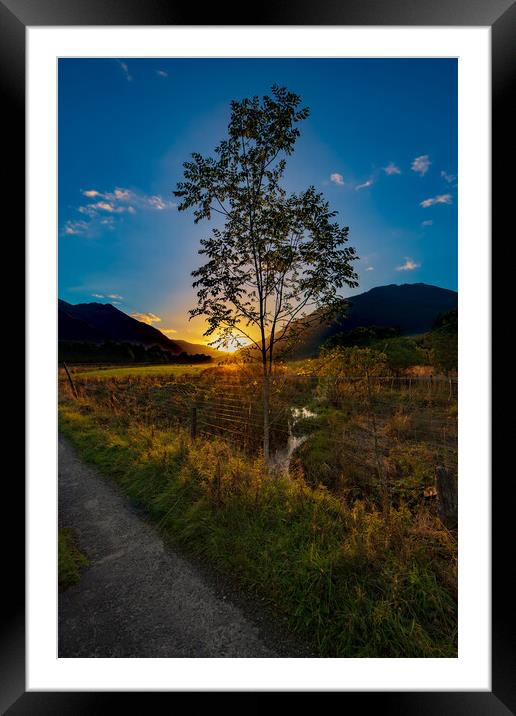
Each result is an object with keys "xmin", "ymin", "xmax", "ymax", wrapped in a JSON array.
[
  {"xmin": 74, "ymin": 364, "xmax": 210, "ymax": 379},
  {"xmin": 59, "ymin": 386, "xmax": 457, "ymax": 658}
]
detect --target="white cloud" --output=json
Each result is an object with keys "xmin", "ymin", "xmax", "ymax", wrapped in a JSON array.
[
  {"xmin": 330, "ymin": 173, "xmax": 344, "ymax": 186},
  {"xmin": 65, "ymin": 186, "xmax": 176, "ymax": 236},
  {"xmin": 441, "ymin": 170, "xmax": 456, "ymax": 183},
  {"xmin": 156, "ymin": 70, "xmax": 168, "ymax": 77},
  {"xmin": 365, "ymin": 266, "xmax": 374, "ymax": 272},
  {"xmin": 356, "ymin": 179, "xmax": 373, "ymax": 190},
  {"xmin": 422, "ymin": 219, "xmax": 433, "ymax": 227},
  {"xmin": 383, "ymin": 162, "xmax": 401, "ymax": 175},
  {"xmin": 92, "ymin": 292, "xmax": 123, "ymax": 301},
  {"xmin": 116, "ymin": 59, "xmax": 132, "ymax": 82},
  {"xmin": 396, "ymin": 258, "xmax": 421, "ymax": 271},
  {"xmin": 411, "ymin": 155, "xmax": 431, "ymax": 176},
  {"xmin": 95, "ymin": 201, "xmax": 117, "ymax": 212},
  {"xmin": 420, "ymin": 193, "xmax": 452, "ymax": 208},
  {"xmin": 130, "ymin": 312, "xmax": 162, "ymax": 325},
  {"xmin": 77, "ymin": 205, "xmax": 98, "ymax": 217},
  {"xmin": 63, "ymin": 220, "xmax": 88, "ymax": 235},
  {"xmin": 147, "ymin": 195, "xmax": 169, "ymax": 210},
  {"xmin": 113, "ymin": 188, "xmax": 132, "ymax": 200},
  {"xmin": 80, "ymin": 201, "xmax": 130, "ymax": 215}
]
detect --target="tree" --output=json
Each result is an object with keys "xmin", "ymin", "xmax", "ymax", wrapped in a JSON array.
[{"xmin": 174, "ymin": 86, "xmax": 358, "ymax": 461}]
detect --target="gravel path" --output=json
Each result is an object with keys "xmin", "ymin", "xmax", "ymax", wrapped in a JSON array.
[{"xmin": 58, "ymin": 435, "xmax": 275, "ymax": 657}]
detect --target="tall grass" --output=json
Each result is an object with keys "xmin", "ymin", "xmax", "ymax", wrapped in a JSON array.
[{"xmin": 59, "ymin": 385, "xmax": 457, "ymax": 657}]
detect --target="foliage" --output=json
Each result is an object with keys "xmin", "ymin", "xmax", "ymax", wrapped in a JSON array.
[
  {"xmin": 323, "ymin": 325, "xmax": 400, "ymax": 349},
  {"xmin": 174, "ymin": 85, "xmax": 358, "ymax": 368},
  {"xmin": 380, "ymin": 336, "xmax": 429, "ymax": 373},
  {"xmin": 419, "ymin": 309, "xmax": 458, "ymax": 373},
  {"xmin": 58, "ymin": 341, "xmax": 213, "ymax": 365},
  {"xmin": 318, "ymin": 346, "xmax": 389, "ymax": 378},
  {"xmin": 433, "ymin": 308, "xmax": 458, "ymax": 332}
]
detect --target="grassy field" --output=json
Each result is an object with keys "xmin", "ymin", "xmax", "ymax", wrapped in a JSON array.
[
  {"xmin": 58, "ymin": 364, "xmax": 457, "ymax": 657},
  {"xmin": 72, "ymin": 363, "xmax": 211, "ymax": 379}
]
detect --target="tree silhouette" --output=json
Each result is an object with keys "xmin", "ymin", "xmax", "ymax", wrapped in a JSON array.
[{"xmin": 175, "ymin": 86, "xmax": 358, "ymax": 461}]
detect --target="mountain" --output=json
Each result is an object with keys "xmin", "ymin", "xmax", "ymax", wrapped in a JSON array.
[
  {"xmin": 58, "ymin": 300, "xmax": 222, "ymax": 358},
  {"xmin": 173, "ymin": 339, "xmax": 224, "ymax": 359},
  {"xmin": 285, "ymin": 283, "xmax": 458, "ymax": 358}
]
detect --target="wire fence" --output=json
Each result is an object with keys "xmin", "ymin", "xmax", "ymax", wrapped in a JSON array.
[
  {"xmin": 60, "ymin": 369, "xmax": 458, "ymax": 498},
  {"xmin": 59, "ymin": 368, "xmax": 458, "ymax": 523}
]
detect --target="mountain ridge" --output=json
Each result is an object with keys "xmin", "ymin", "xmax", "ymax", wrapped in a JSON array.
[
  {"xmin": 281, "ymin": 282, "xmax": 458, "ymax": 358},
  {"xmin": 58, "ymin": 299, "xmax": 222, "ymax": 358}
]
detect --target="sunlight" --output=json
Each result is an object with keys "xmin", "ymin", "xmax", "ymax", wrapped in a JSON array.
[{"xmin": 213, "ymin": 335, "xmax": 250, "ymax": 353}]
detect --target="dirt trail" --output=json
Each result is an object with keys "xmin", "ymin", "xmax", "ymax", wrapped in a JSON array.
[{"xmin": 58, "ymin": 435, "xmax": 275, "ymax": 657}]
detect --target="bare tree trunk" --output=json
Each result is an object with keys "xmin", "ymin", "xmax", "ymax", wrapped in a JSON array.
[{"xmin": 263, "ymin": 370, "xmax": 270, "ymax": 464}]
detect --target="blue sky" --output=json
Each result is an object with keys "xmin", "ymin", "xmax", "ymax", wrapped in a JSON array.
[{"xmin": 58, "ymin": 58, "xmax": 457, "ymax": 343}]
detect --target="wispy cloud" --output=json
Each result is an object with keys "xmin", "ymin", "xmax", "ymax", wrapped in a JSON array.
[
  {"xmin": 131, "ymin": 312, "xmax": 161, "ymax": 325},
  {"xmin": 147, "ymin": 196, "xmax": 171, "ymax": 210},
  {"xmin": 396, "ymin": 258, "xmax": 421, "ymax": 271},
  {"xmin": 161, "ymin": 327, "xmax": 177, "ymax": 335},
  {"xmin": 80, "ymin": 187, "xmax": 175, "ymax": 213},
  {"xmin": 356, "ymin": 179, "xmax": 373, "ymax": 190},
  {"xmin": 63, "ymin": 220, "xmax": 89, "ymax": 236},
  {"xmin": 411, "ymin": 155, "xmax": 431, "ymax": 176},
  {"xmin": 422, "ymin": 219, "xmax": 433, "ymax": 227},
  {"xmin": 156, "ymin": 70, "xmax": 168, "ymax": 78},
  {"xmin": 116, "ymin": 59, "xmax": 132, "ymax": 82},
  {"xmin": 91, "ymin": 292, "xmax": 123, "ymax": 300},
  {"xmin": 420, "ymin": 193, "xmax": 452, "ymax": 208},
  {"xmin": 383, "ymin": 162, "xmax": 401, "ymax": 175},
  {"xmin": 365, "ymin": 266, "xmax": 374, "ymax": 272},
  {"xmin": 441, "ymin": 170, "xmax": 456, "ymax": 184},
  {"xmin": 330, "ymin": 172, "xmax": 344, "ymax": 186},
  {"xmin": 63, "ymin": 187, "xmax": 177, "ymax": 237}
]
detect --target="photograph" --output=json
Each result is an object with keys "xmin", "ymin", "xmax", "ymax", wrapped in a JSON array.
[{"xmin": 57, "ymin": 57, "xmax": 459, "ymax": 659}]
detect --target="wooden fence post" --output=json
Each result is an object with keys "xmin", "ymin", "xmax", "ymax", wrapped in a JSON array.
[
  {"xmin": 436, "ymin": 465, "xmax": 458, "ymax": 529},
  {"xmin": 190, "ymin": 404, "xmax": 197, "ymax": 440},
  {"xmin": 62, "ymin": 361, "xmax": 78, "ymax": 399}
]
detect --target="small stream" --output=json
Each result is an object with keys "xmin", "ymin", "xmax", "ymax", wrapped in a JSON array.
[{"xmin": 270, "ymin": 407, "xmax": 317, "ymax": 475}]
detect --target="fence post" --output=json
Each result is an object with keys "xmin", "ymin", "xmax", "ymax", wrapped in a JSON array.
[
  {"xmin": 215, "ymin": 458, "xmax": 222, "ymax": 505},
  {"xmin": 190, "ymin": 404, "xmax": 197, "ymax": 440},
  {"xmin": 435, "ymin": 465, "xmax": 457, "ymax": 529},
  {"xmin": 366, "ymin": 372, "xmax": 388, "ymax": 515},
  {"xmin": 62, "ymin": 361, "xmax": 78, "ymax": 399}
]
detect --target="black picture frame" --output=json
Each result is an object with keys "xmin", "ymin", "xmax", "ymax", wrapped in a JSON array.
[{"xmin": 3, "ymin": 0, "xmax": 510, "ymax": 710}]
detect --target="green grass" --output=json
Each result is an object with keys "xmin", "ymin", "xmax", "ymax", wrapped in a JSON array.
[
  {"xmin": 58, "ymin": 528, "xmax": 89, "ymax": 591},
  {"xmin": 74, "ymin": 364, "xmax": 210, "ymax": 379},
  {"xmin": 59, "ymin": 394, "xmax": 457, "ymax": 657}
]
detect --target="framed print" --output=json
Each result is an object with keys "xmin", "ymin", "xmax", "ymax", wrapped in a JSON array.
[{"xmin": 3, "ymin": 0, "xmax": 511, "ymax": 710}]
